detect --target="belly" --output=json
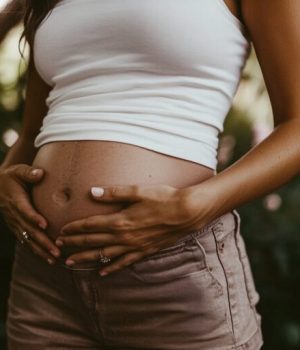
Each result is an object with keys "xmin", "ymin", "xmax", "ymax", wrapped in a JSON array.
[{"xmin": 31, "ymin": 140, "xmax": 214, "ymax": 254}]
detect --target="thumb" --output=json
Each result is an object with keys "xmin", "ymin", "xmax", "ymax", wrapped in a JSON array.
[{"xmin": 12, "ymin": 164, "xmax": 45, "ymax": 184}]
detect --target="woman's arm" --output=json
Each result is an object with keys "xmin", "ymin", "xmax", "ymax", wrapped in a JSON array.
[
  {"xmin": 1, "ymin": 50, "xmax": 51, "ymax": 167},
  {"xmin": 182, "ymin": 0, "xmax": 300, "ymax": 223},
  {"xmin": 0, "ymin": 51, "xmax": 61, "ymax": 263}
]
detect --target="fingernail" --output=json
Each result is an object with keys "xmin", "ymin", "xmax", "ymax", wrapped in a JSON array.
[
  {"xmin": 55, "ymin": 240, "xmax": 64, "ymax": 247},
  {"xmin": 99, "ymin": 270, "xmax": 108, "ymax": 276},
  {"xmin": 32, "ymin": 169, "xmax": 42, "ymax": 176},
  {"xmin": 47, "ymin": 258, "xmax": 55, "ymax": 265},
  {"xmin": 39, "ymin": 222, "xmax": 47, "ymax": 229},
  {"xmin": 91, "ymin": 187, "xmax": 104, "ymax": 197},
  {"xmin": 50, "ymin": 249, "xmax": 60, "ymax": 257},
  {"xmin": 65, "ymin": 259, "xmax": 75, "ymax": 266}
]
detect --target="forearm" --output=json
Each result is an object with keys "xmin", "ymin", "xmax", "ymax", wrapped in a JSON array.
[
  {"xmin": 187, "ymin": 118, "xmax": 300, "ymax": 221},
  {"xmin": 1, "ymin": 135, "xmax": 38, "ymax": 169}
]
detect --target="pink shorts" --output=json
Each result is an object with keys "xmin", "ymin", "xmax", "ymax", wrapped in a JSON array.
[{"xmin": 6, "ymin": 210, "xmax": 263, "ymax": 349}]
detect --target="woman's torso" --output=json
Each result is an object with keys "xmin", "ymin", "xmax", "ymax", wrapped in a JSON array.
[
  {"xmin": 30, "ymin": 0, "xmax": 247, "ymax": 254},
  {"xmin": 31, "ymin": 141, "xmax": 214, "ymax": 253}
]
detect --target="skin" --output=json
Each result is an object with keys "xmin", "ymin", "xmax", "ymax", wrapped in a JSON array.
[
  {"xmin": 56, "ymin": 0, "xmax": 300, "ymax": 275},
  {"xmin": 0, "ymin": 0, "xmax": 217, "ymax": 263},
  {"xmin": 0, "ymin": 54, "xmax": 61, "ymax": 263},
  {"xmin": 1, "ymin": 0, "xmax": 299, "ymax": 276}
]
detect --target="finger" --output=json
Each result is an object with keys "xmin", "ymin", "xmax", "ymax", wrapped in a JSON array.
[
  {"xmin": 90, "ymin": 184, "xmax": 177, "ymax": 202},
  {"xmin": 14, "ymin": 212, "xmax": 61, "ymax": 258},
  {"xmin": 10, "ymin": 164, "xmax": 45, "ymax": 184},
  {"xmin": 60, "ymin": 213, "xmax": 129, "ymax": 234},
  {"xmin": 99, "ymin": 251, "xmax": 145, "ymax": 276},
  {"xmin": 55, "ymin": 233, "xmax": 117, "ymax": 248},
  {"xmin": 15, "ymin": 194, "xmax": 48, "ymax": 229},
  {"xmin": 65, "ymin": 245, "xmax": 132, "ymax": 266},
  {"xmin": 90, "ymin": 185, "xmax": 144, "ymax": 202},
  {"xmin": 14, "ymin": 223, "xmax": 57, "ymax": 265},
  {"xmin": 27, "ymin": 239, "xmax": 57, "ymax": 265}
]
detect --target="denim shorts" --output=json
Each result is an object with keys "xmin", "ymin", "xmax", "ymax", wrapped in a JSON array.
[{"xmin": 6, "ymin": 210, "xmax": 263, "ymax": 349}]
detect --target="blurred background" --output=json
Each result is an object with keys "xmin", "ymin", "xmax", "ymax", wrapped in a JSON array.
[{"xmin": 1, "ymin": 1, "xmax": 300, "ymax": 349}]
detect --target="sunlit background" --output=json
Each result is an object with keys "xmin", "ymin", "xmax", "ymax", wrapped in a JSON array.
[
  {"xmin": 0, "ymin": 0, "xmax": 10, "ymax": 12},
  {"xmin": 0, "ymin": 0, "xmax": 10, "ymax": 9},
  {"xmin": 1, "ymin": 2, "xmax": 300, "ymax": 350}
]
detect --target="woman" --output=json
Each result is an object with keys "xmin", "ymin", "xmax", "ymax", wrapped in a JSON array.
[{"xmin": 1, "ymin": 0, "xmax": 299, "ymax": 348}]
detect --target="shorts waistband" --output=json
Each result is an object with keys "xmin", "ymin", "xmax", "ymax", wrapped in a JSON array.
[
  {"xmin": 57, "ymin": 210, "xmax": 239, "ymax": 271},
  {"xmin": 175, "ymin": 209, "xmax": 239, "ymax": 245}
]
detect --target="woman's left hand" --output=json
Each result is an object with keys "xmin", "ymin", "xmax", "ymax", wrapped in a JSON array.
[{"xmin": 56, "ymin": 184, "xmax": 207, "ymax": 276}]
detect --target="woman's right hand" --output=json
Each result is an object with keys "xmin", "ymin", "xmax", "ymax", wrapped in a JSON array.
[{"xmin": 0, "ymin": 164, "xmax": 61, "ymax": 264}]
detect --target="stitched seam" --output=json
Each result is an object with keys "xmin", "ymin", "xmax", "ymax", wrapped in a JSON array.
[
  {"xmin": 90, "ymin": 281, "xmax": 105, "ymax": 338},
  {"xmin": 138, "ymin": 241, "xmax": 187, "ymax": 261},
  {"xmin": 232, "ymin": 211, "xmax": 261, "ymax": 330},
  {"xmin": 212, "ymin": 227, "xmax": 236, "ymax": 344},
  {"xmin": 70, "ymin": 271, "xmax": 103, "ymax": 338},
  {"xmin": 234, "ymin": 325, "xmax": 264, "ymax": 349},
  {"xmin": 129, "ymin": 263, "xmax": 209, "ymax": 284},
  {"xmin": 232, "ymin": 212, "xmax": 254, "ymax": 308}
]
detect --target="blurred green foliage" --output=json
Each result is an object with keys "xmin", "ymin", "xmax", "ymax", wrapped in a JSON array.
[
  {"xmin": 1, "ymin": 38, "xmax": 300, "ymax": 350},
  {"xmin": 218, "ymin": 106, "xmax": 300, "ymax": 350}
]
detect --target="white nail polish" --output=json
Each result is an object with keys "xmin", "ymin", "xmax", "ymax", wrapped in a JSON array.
[
  {"xmin": 91, "ymin": 187, "xmax": 104, "ymax": 197},
  {"xmin": 32, "ymin": 169, "xmax": 42, "ymax": 176}
]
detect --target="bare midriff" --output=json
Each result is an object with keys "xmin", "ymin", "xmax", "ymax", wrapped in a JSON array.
[{"xmin": 31, "ymin": 140, "xmax": 215, "ymax": 254}]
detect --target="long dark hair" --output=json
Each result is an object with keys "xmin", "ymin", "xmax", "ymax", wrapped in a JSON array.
[{"xmin": 19, "ymin": 0, "xmax": 61, "ymax": 61}]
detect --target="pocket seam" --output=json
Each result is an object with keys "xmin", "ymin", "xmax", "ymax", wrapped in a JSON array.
[
  {"xmin": 129, "ymin": 264, "xmax": 210, "ymax": 284},
  {"xmin": 211, "ymin": 225, "xmax": 237, "ymax": 342},
  {"xmin": 128, "ymin": 240, "xmax": 207, "ymax": 284},
  {"xmin": 232, "ymin": 212, "xmax": 256, "ymax": 308},
  {"xmin": 139, "ymin": 240, "xmax": 188, "ymax": 262}
]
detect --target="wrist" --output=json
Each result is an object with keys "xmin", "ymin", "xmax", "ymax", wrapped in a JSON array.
[{"xmin": 178, "ymin": 180, "xmax": 220, "ymax": 228}]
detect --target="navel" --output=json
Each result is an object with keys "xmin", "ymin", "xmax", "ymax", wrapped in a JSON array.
[{"xmin": 51, "ymin": 187, "xmax": 72, "ymax": 205}]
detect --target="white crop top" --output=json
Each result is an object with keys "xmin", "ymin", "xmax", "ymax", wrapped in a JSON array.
[{"xmin": 33, "ymin": 0, "xmax": 251, "ymax": 169}]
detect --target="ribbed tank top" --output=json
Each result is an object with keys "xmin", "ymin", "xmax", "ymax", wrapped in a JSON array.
[{"xmin": 33, "ymin": 0, "xmax": 251, "ymax": 169}]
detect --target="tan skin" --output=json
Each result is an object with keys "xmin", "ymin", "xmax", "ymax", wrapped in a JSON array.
[{"xmin": 1, "ymin": 0, "xmax": 300, "ymax": 276}]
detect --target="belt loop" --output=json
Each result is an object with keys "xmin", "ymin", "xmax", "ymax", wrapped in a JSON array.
[
  {"xmin": 193, "ymin": 234, "xmax": 210, "ymax": 270},
  {"xmin": 231, "ymin": 209, "xmax": 241, "ymax": 233}
]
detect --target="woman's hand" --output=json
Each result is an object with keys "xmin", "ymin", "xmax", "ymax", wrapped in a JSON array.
[
  {"xmin": 0, "ymin": 164, "xmax": 61, "ymax": 264},
  {"xmin": 57, "ymin": 184, "xmax": 210, "ymax": 276}
]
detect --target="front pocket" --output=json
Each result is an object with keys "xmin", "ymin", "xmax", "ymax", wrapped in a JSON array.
[
  {"xmin": 137, "ymin": 238, "xmax": 188, "ymax": 261},
  {"xmin": 126, "ymin": 237, "xmax": 234, "ymax": 344},
  {"xmin": 128, "ymin": 238, "xmax": 209, "ymax": 284}
]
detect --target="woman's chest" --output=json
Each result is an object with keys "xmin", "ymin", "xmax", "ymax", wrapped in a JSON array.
[{"xmin": 34, "ymin": 0, "xmax": 244, "ymax": 80}]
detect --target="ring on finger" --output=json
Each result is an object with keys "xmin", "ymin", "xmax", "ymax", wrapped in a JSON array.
[
  {"xmin": 98, "ymin": 247, "xmax": 111, "ymax": 264},
  {"xmin": 21, "ymin": 230, "xmax": 31, "ymax": 243}
]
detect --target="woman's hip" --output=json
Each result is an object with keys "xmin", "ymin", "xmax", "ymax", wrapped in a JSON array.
[
  {"xmin": 6, "ymin": 210, "xmax": 263, "ymax": 349},
  {"xmin": 86, "ymin": 210, "xmax": 263, "ymax": 349}
]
